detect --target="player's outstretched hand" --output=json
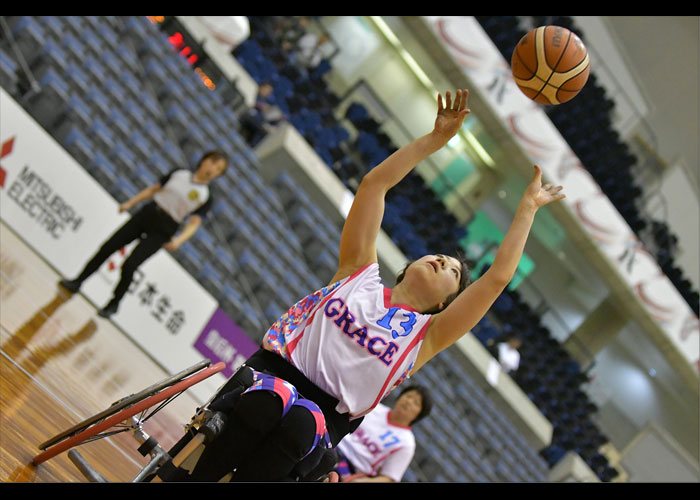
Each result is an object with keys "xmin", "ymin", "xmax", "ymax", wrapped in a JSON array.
[
  {"xmin": 433, "ymin": 89, "xmax": 471, "ymax": 144},
  {"xmin": 521, "ymin": 165, "xmax": 566, "ymax": 211}
]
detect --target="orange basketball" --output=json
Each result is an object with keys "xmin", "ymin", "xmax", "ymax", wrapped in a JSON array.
[{"xmin": 511, "ymin": 25, "xmax": 590, "ymax": 105}]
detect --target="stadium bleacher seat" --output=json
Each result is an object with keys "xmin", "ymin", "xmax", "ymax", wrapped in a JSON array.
[
  {"xmin": 0, "ymin": 47, "xmax": 19, "ymax": 96},
  {"xmin": 61, "ymin": 125, "xmax": 97, "ymax": 169}
]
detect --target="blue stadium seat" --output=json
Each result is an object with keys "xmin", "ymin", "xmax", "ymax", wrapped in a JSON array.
[
  {"xmin": 262, "ymin": 301, "xmax": 285, "ymax": 325},
  {"xmin": 26, "ymin": 68, "xmax": 71, "ymax": 129},
  {"xmin": 87, "ymin": 117, "xmax": 117, "ymax": 156},
  {"xmin": 63, "ymin": 60, "xmax": 92, "ymax": 97},
  {"xmin": 61, "ymin": 16, "xmax": 86, "ymax": 36},
  {"xmin": 191, "ymin": 227, "xmax": 217, "ymax": 257},
  {"xmin": 61, "ymin": 126, "xmax": 97, "ymax": 169},
  {"xmin": 138, "ymin": 91, "xmax": 165, "ymax": 123},
  {"xmin": 164, "ymin": 102, "xmax": 193, "ymax": 136},
  {"xmin": 102, "ymin": 75, "xmax": 128, "ymax": 106},
  {"xmin": 108, "ymin": 140, "xmax": 139, "ymax": 177},
  {"xmin": 10, "ymin": 16, "xmax": 46, "ymax": 63},
  {"xmin": 0, "ymin": 47, "xmax": 19, "ymax": 96},
  {"xmin": 310, "ymin": 249, "xmax": 337, "ymax": 283},
  {"xmin": 209, "ymin": 198, "xmax": 238, "ymax": 227},
  {"xmin": 160, "ymin": 138, "xmax": 187, "ymax": 169},
  {"xmin": 118, "ymin": 70, "xmax": 143, "ymax": 102},
  {"xmin": 181, "ymin": 128, "xmax": 213, "ymax": 161},
  {"xmin": 143, "ymin": 57, "xmax": 171, "ymax": 91},
  {"xmin": 52, "ymin": 92, "xmax": 93, "ymax": 140},
  {"xmin": 197, "ymin": 262, "xmax": 225, "ymax": 298},
  {"xmin": 288, "ymin": 206, "xmax": 323, "ymax": 246},
  {"xmin": 35, "ymin": 16, "xmax": 65, "ymax": 41},
  {"xmin": 237, "ymin": 250, "xmax": 282, "ymax": 303},
  {"xmin": 220, "ymin": 282, "xmax": 245, "ymax": 313},
  {"xmin": 111, "ymin": 176, "xmax": 139, "ymax": 201},
  {"xmin": 88, "ymin": 153, "xmax": 118, "ymax": 192},
  {"xmin": 84, "ymin": 86, "xmax": 112, "ymax": 121},
  {"xmin": 120, "ymin": 16, "xmax": 154, "ymax": 48},
  {"xmin": 132, "ymin": 164, "xmax": 159, "ymax": 190},
  {"xmin": 177, "ymin": 242, "xmax": 203, "ymax": 276},
  {"xmin": 128, "ymin": 131, "xmax": 154, "ymax": 164},
  {"xmin": 136, "ymin": 30, "xmax": 173, "ymax": 60},
  {"xmin": 81, "ymin": 27, "xmax": 105, "ymax": 58},
  {"xmin": 106, "ymin": 108, "xmax": 133, "ymax": 144},
  {"xmin": 81, "ymin": 55, "xmax": 108, "ymax": 89},
  {"xmin": 94, "ymin": 18, "xmax": 120, "ymax": 47},
  {"xmin": 213, "ymin": 246, "xmax": 237, "ymax": 276},
  {"xmin": 121, "ymin": 97, "xmax": 147, "ymax": 127},
  {"xmin": 220, "ymin": 283, "xmax": 264, "ymax": 336}
]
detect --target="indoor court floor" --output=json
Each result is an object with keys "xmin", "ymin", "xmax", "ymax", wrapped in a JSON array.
[{"xmin": 0, "ymin": 220, "xmax": 205, "ymax": 482}]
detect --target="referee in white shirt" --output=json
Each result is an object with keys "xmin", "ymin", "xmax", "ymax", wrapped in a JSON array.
[{"xmin": 59, "ymin": 150, "xmax": 228, "ymax": 318}]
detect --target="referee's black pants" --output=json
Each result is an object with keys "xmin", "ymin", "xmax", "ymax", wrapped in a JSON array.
[{"xmin": 72, "ymin": 202, "xmax": 179, "ymax": 306}]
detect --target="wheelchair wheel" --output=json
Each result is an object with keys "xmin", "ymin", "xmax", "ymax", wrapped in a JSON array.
[{"xmin": 33, "ymin": 360, "xmax": 225, "ymax": 465}]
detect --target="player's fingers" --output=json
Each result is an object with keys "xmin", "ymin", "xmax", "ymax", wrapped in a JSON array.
[
  {"xmin": 461, "ymin": 89, "xmax": 470, "ymax": 111},
  {"xmin": 532, "ymin": 165, "xmax": 542, "ymax": 181}
]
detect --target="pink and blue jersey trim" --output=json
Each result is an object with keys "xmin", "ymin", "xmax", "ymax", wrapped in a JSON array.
[
  {"xmin": 263, "ymin": 280, "xmax": 344, "ymax": 361},
  {"xmin": 242, "ymin": 370, "xmax": 298, "ymax": 417},
  {"xmin": 263, "ymin": 264, "xmax": 372, "ymax": 361}
]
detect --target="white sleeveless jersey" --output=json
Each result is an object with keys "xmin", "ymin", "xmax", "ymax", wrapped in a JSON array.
[
  {"xmin": 153, "ymin": 169, "xmax": 211, "ymax": 223},
  {"xmin": 262, "ymin": 263, "xmax": 431, "ymax": 418},
  {"xmin": 336, "ymin": 403, "xmax": 415, "ymax": 481}
]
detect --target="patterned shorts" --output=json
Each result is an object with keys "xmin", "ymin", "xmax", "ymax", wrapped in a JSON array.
[{"xmin": 242, "ymin": 369, "xmax": 331, "ymax": 458}]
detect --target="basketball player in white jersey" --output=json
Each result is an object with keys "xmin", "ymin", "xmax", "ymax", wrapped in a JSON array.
[
  {"xmin": 171, "ymin": 89, "xmax": 565, "ymax": 483},
  {"xmin": 335, "ymin": 384, "xmax": 432, "ymax": 482}
]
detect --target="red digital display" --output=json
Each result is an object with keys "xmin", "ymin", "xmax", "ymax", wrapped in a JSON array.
[
  {"xmin": 167, "ymin": 31, "xmax": 199, "ymax": 65},
  {"xmin": 147, "ymin": 16, "xmax": 216, "ymax": 90}
]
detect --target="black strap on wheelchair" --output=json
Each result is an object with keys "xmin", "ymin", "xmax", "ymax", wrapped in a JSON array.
[{"xmin": 208, "ymin": 365, "xmax": 256, "ymax": 413}]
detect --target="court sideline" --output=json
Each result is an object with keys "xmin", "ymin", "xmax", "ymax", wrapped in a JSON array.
[{"xmin": 0, "ymin": 220, "xmax": 207, "ymax": 482}]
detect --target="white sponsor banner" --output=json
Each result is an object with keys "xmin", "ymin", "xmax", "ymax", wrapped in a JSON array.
[
  {"xmin": 425, "ymin": 16, "xmax": 698, "ymax": 373},
  {"xmin": 1, "ymin": 88, "xmax": 226, "ymax": 399}
]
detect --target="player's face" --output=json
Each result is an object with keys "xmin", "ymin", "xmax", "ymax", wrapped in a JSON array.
[
  {"xmin": 197, "ymin": 158, "xmax": 227, "ymax": 181},
  {"xmin": 393, "ymin": 390, "xmax": 423, "ymax": 424},
  {"xmin": 407, "ymin": 254, "xmax": 462, "ymax": 311}
]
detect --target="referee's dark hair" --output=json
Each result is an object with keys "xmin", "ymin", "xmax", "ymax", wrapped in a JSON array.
[
  {"xmin": 397, "ymin": 384, "xmax": 433, "ymax": 425},
  {"xmin": 196, "ymin": 150, "xmax": 229, "ymax": 171}
]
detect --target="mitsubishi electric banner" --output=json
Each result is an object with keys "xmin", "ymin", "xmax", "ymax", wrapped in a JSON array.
[
  {"xmin": 1, "ymin": 88, "xmax": 257, "ymax": 401},
  {"xmin": 424, "ymin": 16, "xmax": 699, "ymax": 373}
]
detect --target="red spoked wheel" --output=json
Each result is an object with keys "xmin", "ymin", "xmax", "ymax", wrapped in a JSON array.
[{"xmin": 33, "ymin": 360, "xmax": 225, "ymax": 466}]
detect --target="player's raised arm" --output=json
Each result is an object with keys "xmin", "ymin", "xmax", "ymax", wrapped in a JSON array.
[
  {"xmin": 330, "ymin": 90, "xmax": 471, "ymax": 284},
  {"xmin": 414, "ymin": 165, "xmax": 565, "ymax": 371}
]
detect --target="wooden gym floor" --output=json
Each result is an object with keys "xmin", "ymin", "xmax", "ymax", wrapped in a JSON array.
[{"xmin": 0, "ymin": 221, "xmax": 203, "ymax": 482}]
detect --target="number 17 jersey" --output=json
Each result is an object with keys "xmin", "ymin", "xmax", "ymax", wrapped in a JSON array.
[{"xmin": 262, "ymin": 263, "xmax": 432, "ymax": 419}]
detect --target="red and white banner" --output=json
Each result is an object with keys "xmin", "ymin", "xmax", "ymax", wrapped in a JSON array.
[
  {"xmin": 0, "ymin": 88, "xmax": 260, "ymax": 400},
  {"xmin": 425, "ymin": 16, "xmax": 699, "ymax": 373}
]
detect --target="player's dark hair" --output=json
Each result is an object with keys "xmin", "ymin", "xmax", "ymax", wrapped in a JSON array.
[{"xmin": 196, "ymin": 150, "xmax": 229, "ymax": 171}]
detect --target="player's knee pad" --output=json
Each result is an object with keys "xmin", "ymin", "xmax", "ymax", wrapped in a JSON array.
[
  {"xmin": 232, "ymin": 390, "xmax": 283, "ymax": 434},
  {"xmin": 294, "ymin": 447, "xmax": 339, "ymax": 482},
  {"xmin": 291, "ymin": 398, "xmax": 331, "ymax": 460},
  {"xmin": 274, "ymin": 405, "xmax": 320, "ymax": 459},
  {"xmin": 208, "ymin": 365, "xmax": 255, "ymax": 414},
  {"xmin": 228, "ymin": 369, "xmax": 299, "ymax": 434}
]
